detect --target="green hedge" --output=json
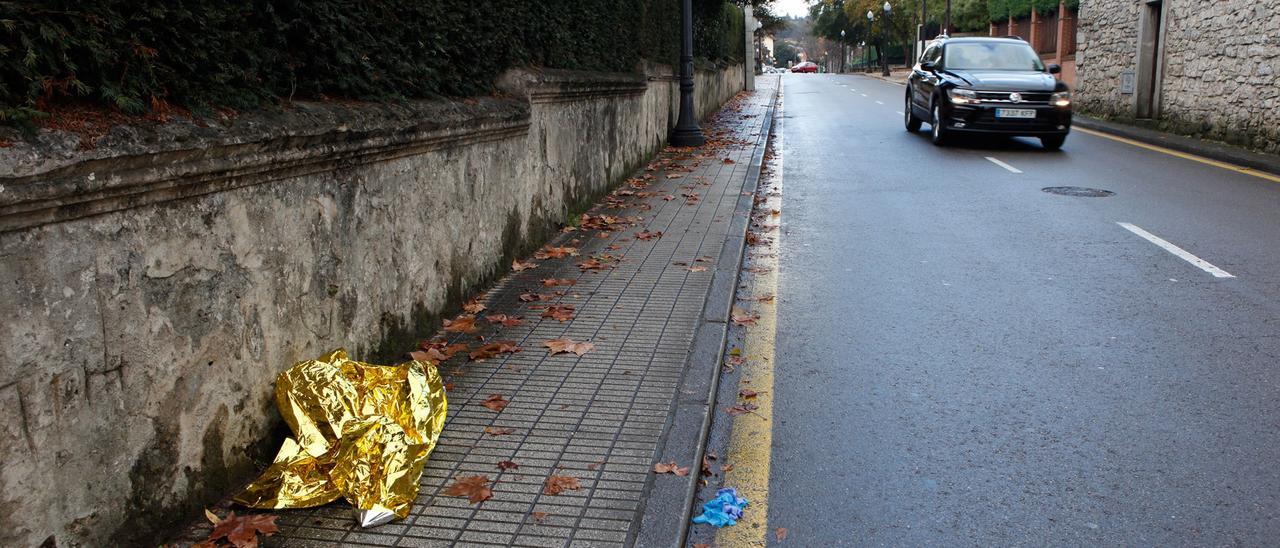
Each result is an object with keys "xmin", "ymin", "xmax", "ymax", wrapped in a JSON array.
[
  {"xmin": 988, "ymin": 0, "xmax": 1077, "ymax": 22},
  {"xmin": 0, "ymin": 0, "xmax": 743, "ymax": 125}
]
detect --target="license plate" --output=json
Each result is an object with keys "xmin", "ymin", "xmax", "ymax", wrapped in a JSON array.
[{"xmin": 996, "ymin": 108, "xmax": 1037, "ymax": 119}]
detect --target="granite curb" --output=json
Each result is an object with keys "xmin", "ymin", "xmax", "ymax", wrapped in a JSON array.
[{"xmin": 631, "ymin": 82, "xmax": 780, "ymax": 548}]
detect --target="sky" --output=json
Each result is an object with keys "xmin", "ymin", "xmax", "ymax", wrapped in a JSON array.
[{"xmin": 774, "ymin": 0, "xmax": 811, "ymax": 17}]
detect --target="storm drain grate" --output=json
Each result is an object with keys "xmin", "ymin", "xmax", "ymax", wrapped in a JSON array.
[{"xmin": 1041, "ymin": 186, "xmax": 1115, "ymax": 197}]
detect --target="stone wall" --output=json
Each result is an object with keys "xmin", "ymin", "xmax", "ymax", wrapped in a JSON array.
[
  {"xmin": 1075, "ymin": 0, "xmax": 1280, "ymax": 153},
  {"xmin": 0, "ymin": 62, "xmax": 744, "ymax": 548}
]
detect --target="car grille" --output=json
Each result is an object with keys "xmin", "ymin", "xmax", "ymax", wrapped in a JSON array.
[{"xmin": 974, "ymin": 91, "xmax": 1051, "ymax": 105}]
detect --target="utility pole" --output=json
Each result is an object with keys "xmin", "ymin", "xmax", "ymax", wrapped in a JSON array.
[{"xmin": 670, "ymin": 0, "xmax": 704, "ymax": 147}]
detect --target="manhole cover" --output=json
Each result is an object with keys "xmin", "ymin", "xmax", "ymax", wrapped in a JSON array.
[{"xmin": 1041, "ymin": 186, "xmax": 1114, "ymax": 197}]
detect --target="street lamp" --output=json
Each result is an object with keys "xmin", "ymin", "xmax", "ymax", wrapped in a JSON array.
[
  {"xmin": 882, "ymin": 1, "xmax": 892, "ymax": 77},
  {"xmin": 839, "ymin": 29, "xmax": 849, "ymax": 73},
  {"xmin": 866, "ymin": 10, "xmax": 874, "ymax": 74},
  {"xmin": 670, "ymin": 0, "xmax": 704, "ymax": 147}
]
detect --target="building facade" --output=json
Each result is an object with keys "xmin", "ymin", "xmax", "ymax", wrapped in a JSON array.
[{"xmin": 1075, "ymin": 0, "xmax": 1280, "ymax": 153}]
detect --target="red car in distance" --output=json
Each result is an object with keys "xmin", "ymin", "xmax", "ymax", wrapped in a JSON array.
[{"xmin": 790, "ymin": 62, "xmax": 818, "ymax": 73}]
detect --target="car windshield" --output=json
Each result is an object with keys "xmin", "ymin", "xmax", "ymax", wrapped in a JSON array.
[{"xmin": 944, "ymin": 42, "xmax": 1045, "ymax": 71}]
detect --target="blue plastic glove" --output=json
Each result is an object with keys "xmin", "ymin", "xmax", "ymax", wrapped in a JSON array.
[{"xmin": 691, "ymin": 488, "xmax": 749, "ymax": 527}]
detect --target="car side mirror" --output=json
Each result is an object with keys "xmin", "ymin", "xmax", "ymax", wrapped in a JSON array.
[
  {"xmin": 920, "ymin": 60, "xmax": 936, "ymax": 72},
  {"xmin": 1047, "ymin": 64, "xmax": 1061, "ymax": 74}
]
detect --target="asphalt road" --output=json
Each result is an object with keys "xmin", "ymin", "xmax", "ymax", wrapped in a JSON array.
[{"xmin": 764, "ymin": 73, "xmax": 1280, "ymax": 546}]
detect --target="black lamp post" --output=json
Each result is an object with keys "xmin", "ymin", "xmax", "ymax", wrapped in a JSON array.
[
  {"xmin": 866, "ymin": 10, "xmax": 874, "ymax": 73},
  {"xmin": 670, "ymin": 0, "xmax": 705, "ymax": 147},
  {"xmin": 861, "ymin": 41, "xmax": 867, "ymax": 72},
  {"xmin": 881, "ymin": 1, "xmax": 892, "ymax": 77},
  {"xmin": 840, "ymin": 30, "xmax": 846, "ymax": 73}
]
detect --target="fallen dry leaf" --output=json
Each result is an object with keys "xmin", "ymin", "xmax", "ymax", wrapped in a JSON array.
[
  {"xmin": 485, "ymin": 314, "xmax": 524, "ymax": 327},
  {"xmin": 481, "ymin": 394, "xmax": 509, "ymax": 412},
  {"xmin": 775, "ymin": 527, "xmax": 788, "ymax": 541},
  {"xmin": 544, "ymin": 338, "xmax": 594, "ymax": 356},
  {"xmin": 720, "ymin": 463, "xmax": 735, "ymax": 473},
  {"xmin": 723, "ymin": 157, "xmax": 736, "ymax": 164},
  {"xmin": 463, "ymin": 299, "xmax": 486, "ymax": 314},
  {"xmin": 469, "ymin": 341, "xmax": 521, "ymax": 361},
  {"xmin": 543, "ymin": 475, "xmax": 582, "ymax": 495},
  {"xmin": 739, "ymin": 388, "xmax": 758, "ymax": 399},
  {"xmin": 726, "ymin": 403, "xmax": 759, "ymax": 415},
  {"xmin": 634, "ymin": 230, "xmax": 663, "ymax": 240},
  {"xmin": 519, "ymin": 292, "xmax": 553, "ymax": 302},
  {"xmin": 484, "ymin": 426, "xmax": 515, "ymax": 436},
  {"xmin": 512, "ymin": 259, "xmax": 539, "ymax": 272},
  {"xmin": 201, "ymin": 512, "xmax": 279, "ymax": 548},
  {"xmin": 541, "ymin": 304, "xmax": 576, "ymax": 322},
  {"xmin": 731, "ymin": 306, "xmax": 759, "ymax": 326},
  {"xmin": 541, "ymin": 278, "xmax": 576, "ymax": 287},
  {"xmin": 665, "ymin": 173, "xmax": 684, "ymax": 179},
  {"xmin": 576, "ymin": 259, "xmax": 610, "ymax": 271},
  {"xmin": 663, "ymin": 194, "xmax": 676, "ymax": 201},
  {"xmin": 686, "ymin": 266, "xmax": 708, "ymax": 273},
  {"xmin": 443, "ymin": 475, "xmax": 493, "ymax": 504},
  {"xmin": 533, "ymin": 246, "xmax": 580, "ymax": 260},
  {"xmin": 444, "ymin": 315, "xmax": 479, "ymax": 334},
  {"xmin": 411, "ymin": 341, "xmax": 470, "ymax": 363},
  {"xmin": 497, "ymin": 460, "xmax": 520, "ymax": 470},
  {"xmin": 531, "ymin": 511, "xmax": 549, "ymax": 522},
  {"xmin": 653, "ymin": 461, "xmax": 690, "ymax": 476}
]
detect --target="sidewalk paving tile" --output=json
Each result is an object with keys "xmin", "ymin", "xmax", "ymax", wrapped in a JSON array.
[{"xmin": 184, "ymin": 76, "xmax": 777, "ymax": 548}]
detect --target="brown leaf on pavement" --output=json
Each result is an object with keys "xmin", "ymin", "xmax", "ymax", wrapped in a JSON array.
[
  {"xmin": 739, "ymin": 388, "xmax": 758, "ymax": 399},
  {"xmin": 720, "ymin": 463, "xmax": 735, "ymax": 473},
  {"xmin": 663, "ymin": 194, "xmax": 676, "ymax": 201},
  {"xmin": 481, "ymin": 394, "xmax": 509, "ymax": 412},
  {"xmin": 543, "ymin": 338, "xmax": 594, "ymax": 356},
  {"xmin": 723, "ymin": 157, "xmax": 736, "ymax": 164},
  {"xmin": 201, "ymin": 512, "xmax": 279, "ymax": 548},
  {"xmin": 512, "ymin": 259, "xmax": 539, "ymax": 272},
  {"xmin": 444, "ymin": 315, "xmax": 479, "ymax": 334},
  {"xmin": 519, "ymin": 292, "xmax": 553, "ymax": 302},
  {"xmin": 541, "ymin": 304, "xmax": 576, "ymax": 322},
  {"xmin": 576, "ymin": 259, "xmax": 610, "ymax": 271},
  {"xmin": 443, "ymin": 475, "xmax": 493, "ymax": 504},
  {"xmin": 497, "ymin": 460, "xmax": 520, "ymax": 470},
  {"xmin": 484, "ymin": 426, "xmax": 515, "ymax": 436},
  {"xmin": 485, "ymin": 314, "xmax": 524, "ymax": 328},
  {"xmin": 462, "ymin": 299, "xmax": 486, "ymax": 314},
  {"xmin": 665, "ymin": 173, "xmax": 684, "ymax": 179},
  {"xmin": 775, "ymin": 527, "xmax": 788, "ymax": 541},
  {"xmin": 534, "ymin": 246, "xmax": 580, "ymax": 259},
  {"xmin": 469, "ymin": 341, "xmax": 521, "ymax": 361},
  {"xmin": 726, "ymin": 403, "xmax": 759, "ymax": 416},
  {"xmin": 653, "ymin": 461, "xmax": 690, "ymax": 476},
  {"xmin": 531, "ymin": 511, "xmax": 549, "ymax": 522},
  {"xmin": 634, "ymin": 230, "xmax": 663, "ymax": 240},
  {"xmin": 541, "ymin": 278, "xmax": 576, "ymax": 287},
  {"xmin": 412, "ymin": 341, "xmax": 470, "ymax": 363},
  {"xmin": 731, "ymin": 306, "xmax": 759, "ymax": 326},
  {"xmin": 542, "ymin": 475, "xmax": 582, "ymax": 495}
]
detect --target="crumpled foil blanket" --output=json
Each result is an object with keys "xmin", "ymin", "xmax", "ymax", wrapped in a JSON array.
[{"xmin": 233, "ymin": 349, "xmax": 447, "ymax": 527}]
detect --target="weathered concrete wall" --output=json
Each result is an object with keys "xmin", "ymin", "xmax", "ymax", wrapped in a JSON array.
[
  {"xmin": 0, "ymin": 63, "xmax": 744, "ymax": 547},
  {"xmin": 1075, "ymin": 0, "xmax": 1280, "ymax": 153}
]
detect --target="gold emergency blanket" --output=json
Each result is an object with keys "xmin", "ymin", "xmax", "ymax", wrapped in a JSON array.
[{"xmin": 234, "ymin": 349, "xmax": 447, "ymax": 526}]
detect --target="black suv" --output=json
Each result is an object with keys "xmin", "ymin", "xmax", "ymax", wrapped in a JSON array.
[{"xmin": 905, "ymin": 36, "xmax": 1072, "ymax": 150}]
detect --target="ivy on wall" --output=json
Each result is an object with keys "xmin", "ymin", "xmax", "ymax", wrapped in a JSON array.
[{"xmin": 0, "ymin": 0, "xmax": 744, "ymax": 125}]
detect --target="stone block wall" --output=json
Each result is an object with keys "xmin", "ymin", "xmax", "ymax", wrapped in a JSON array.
[
  {"xmin": 1075, "ymin": 0, "xmax": 1280, "ymax": 153},
  {"xmin": 0, "ymin": 63, "xmax": 744, "ymax": 547}
]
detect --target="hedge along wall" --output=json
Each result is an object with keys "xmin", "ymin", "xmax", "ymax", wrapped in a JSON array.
[
  {"xmin": 988, "ymin": 0, "xmax": 1080, "ymax": 21},
  {"xmin": 0, "ymin": 0, "xmax": 745, "ymax": 125}
]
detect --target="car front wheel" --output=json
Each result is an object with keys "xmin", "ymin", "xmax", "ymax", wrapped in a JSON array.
[
  {"xmin": 1041, "ymin": 134, "xmax": 1067, "ymax": 151},
  {"xmin": 931, "ymin": 103, "xmax": 948, "ymax": 146},
  {"xmin": 904, "ymin": 91, "xmax": 922, "ymax": 132}
]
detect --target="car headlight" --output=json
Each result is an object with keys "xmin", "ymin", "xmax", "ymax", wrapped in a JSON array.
[
  {"xmin": 1050, "ymin": 91, "xmax": 1072, "ymax": 108},
  {"xmin": 948, "ymin": 88, "xmax": 980, "ymax": 105}
]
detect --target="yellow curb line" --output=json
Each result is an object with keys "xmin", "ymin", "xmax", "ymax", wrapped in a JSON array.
[
  {"xmin": 717, "ymin": 99, "xmax": 783, "ymax": 548},
  {"xmin": 1074, "ymin": 126, "xmax": 1280, "ymax": 184}
]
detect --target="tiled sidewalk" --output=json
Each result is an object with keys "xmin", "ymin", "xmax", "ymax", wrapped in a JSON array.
[{"xmin": 194, "ymin": 77, "xmax": 777, "ymax": 547}]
